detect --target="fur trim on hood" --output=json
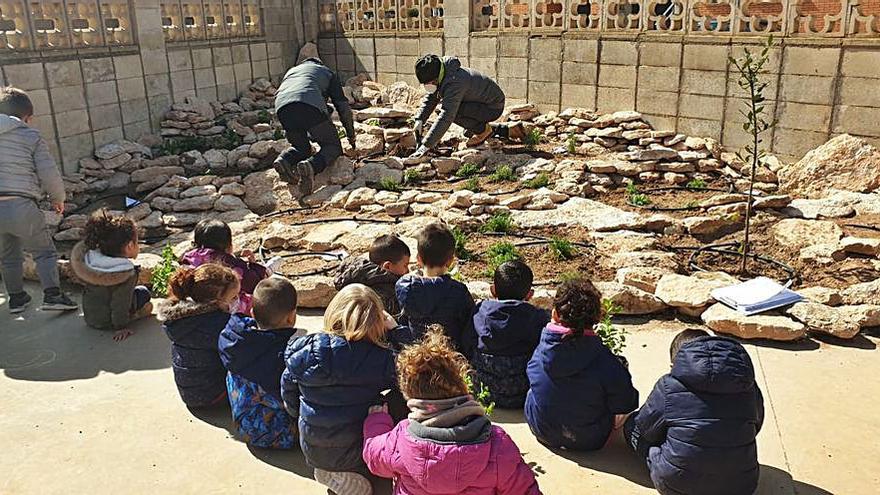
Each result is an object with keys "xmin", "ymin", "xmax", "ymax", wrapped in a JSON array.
[
  {"xmin": 156, "ymin": 298, "xmax": 223, "ymax": 323},
  {"xmin": 70, "ymin": 241, "xmax": 135, "ymax": 287}
]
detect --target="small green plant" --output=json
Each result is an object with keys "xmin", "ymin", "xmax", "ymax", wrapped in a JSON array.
[
  {"xmin": 523, "ymin": 172, "xmax": 550, "ymax": 189},
  {"xmin": 452, "ymin": 227, "xmax": 473, "ymax": 261},
  {"xmin": 376, "ymin": 177, "xmax": 402, "ymax": 192},
  {"xmin": 464, "ymin": 373, "xmax": 495, "ymax": 417},
  {"xmin": 158, "ymin": 135, "xmax": 209, "ymax": 156},
  {"xmin": 337, "ymin": 127, "xmax": 347, "ymax": 139},
  {"xmin": 455, "ymin": 162, "xmax": 481, "ymax": 179},
  {"xmin": 685, "ymin": 178, "xmax": 707, "ymax": 190},
  {"xmin": 625, "ymin": 183, "xmax": 651, "ymax": 206},
  {"xmin": 596, "ymin": 299, "xmax": 627, "ymax": 356},
  {"xmin": 480, "ymin": 211, "xmax": 515, "ymax": 234},
  {"xmin": 524, "ymin": 128, "xmax": 543, "ymax": 150},
  {"xmin": 485, "ymin": 241, "xmax": 521, "ymax": 277},
  {"xmin": 685, "ymin": 200, "xmax": 700, "ymax": 209},
  {"xmin": 366, "ymin": 118, "xmax": 380, "ymax": 127},
  {"xmin": 256, "ymin": 109, "xmax": 271, "ymax": 124},
  {"xmin": 462, "ymin": 177, "xmax": 482, "ymax": 192},
  {"xmin": 273, "ymin": 128, "xmax": 285, "ymax": 140},
  {"xmin": 488, "ymin": 164, "xmax": 516, "ymax": 183},
  {"xmin": 214, "ymin": 128, "xmax": 243, "ymax": 150},
  {"xmin": 558, "ymin": 270, "xmax": 582, "ymax": 283},
  {"xmin": 150, "ymin": 244, "xmax": 178, "ymax": 297},
  {"xmin": 548, "ymin": 237, "xmax": 577, "ymax": 261},
  {"xmin": 403, "ymin": 168, "xmax": 423, "ymax": 185},
  {"xmin": 567, "ymin": 133, "xmax": 578, "ymax": 154},
  {"xmin": 451, "ymin": 270, "xmax": 468, "ymax": 283}
]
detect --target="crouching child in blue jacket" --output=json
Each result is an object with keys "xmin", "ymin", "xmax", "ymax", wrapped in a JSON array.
[
  {"xmin": 219, "ymin": 277, "xmax": 305, "ymax": 449},
  {"xmin": 525, "ymin": 278, "xmax": 638, "ymax": 451},
  {"xmin": 625, "ymin": 329, "xmax": 765, "ymax": 495},
  {"xmin": 281, "ymin": 284, "xmax": 400, "ymax": 495},
  {"xmin": 471, "ymin": 260, "xmax": 550, "ymax": 408}
]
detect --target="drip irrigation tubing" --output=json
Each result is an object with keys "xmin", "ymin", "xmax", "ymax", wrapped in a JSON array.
[
  {"xmin": 674, "ymin": 242, "xmax": 798, "ymax": 286},
  {"xmin": 68, "ymin": 191, "xmax": 131, "ymax": 215},
  {"xmin": 844, "ymin": 223, "xmax": 880, "ymax": 233},
  {"xmin": 264, "ymin": 205, "xmax": 319, "ymax": 218},
  {"xmin": 257, "ymin": 239, "xmax": 346, "ymax": 278},
  {"xmin": 625, "ymin": 185, "xmax": 744, "ymax": 212}
]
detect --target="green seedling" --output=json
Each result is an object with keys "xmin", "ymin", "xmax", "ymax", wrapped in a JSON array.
[
  {"xmin": 557, "ymin": 270, "xmax": 582, "ymax": 283},
  {"xmin": 596, "ymin": 298, "xmax": 627, "ymax": 356},
  {"xmin": 488, "ymin": 164, "xmax": 516, "ymax": 183},
  {"xmin": 455, "ymin": 162, "xmax": 481, "ymax": 179},
  {"xmin": 257, "ymin": 109, "xmax": 271, "ymax": 124},
  {"xmin": 625, "ymin": 183, "xmax": 651, "ymax": 206},
  {"xmin": 376, "ymin": 177, "xmax": 402, "ymax": 192},
  {"xmin": 523, "ymin": 173, "xmax": 550, "ymax": 189},
  {"xmin": 480, "ymin": 211, "xmax": 515, "ymax": 234},
  {"xmin": 485, "ymin": 241, "xmax": 521, "ymax": 277},
  {"xmin": 686, "ymin": 178, "xmax": 707, "ymax": 190},
  {"xmin": 403, "ymin": 168, "xmax": 424, "ymax": 185},
  {"xmin": 150, "ymin": 244, "xmax": 178, "ymax": 297},
  {"xmin": 366, "ymin": 119, "xmax": 381, "ymax": 127},
  {"xmin": 567, "ymin": 133, "xmax": 578, "ymax": 154},
  {"xmin": 452, "ymin": 227, "xmax": 473, "ymax": 261},
  {"xmin": 273, "ymin": 128, "xmax": 285, "ymax": 140},
  {"xmin": 337, "ymin": 127, "xmax": 347, "ymax": 139},
  {"xmin": 464, "ymin": 373, "xmax": 495, "ymax": 417},
  {"xmin": 548, "ymin": 237, "xmax": 577, "ymax": 261},
  {"xmin": 462, "ymin": 177, "xmax": 482, "ymax": 192},
  {"xmin": 524, "ymin": 128, "xmax": 543, "ymax": 151}
]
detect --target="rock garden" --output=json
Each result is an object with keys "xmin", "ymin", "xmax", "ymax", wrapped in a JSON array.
[{"xmin": 39, "ymin": 69, "xmax": 880, "ymax": 346}]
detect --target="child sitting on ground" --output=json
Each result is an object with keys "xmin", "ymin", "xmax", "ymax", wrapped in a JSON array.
[
  {"xmin": 363, "ymin": 327, "xmax": 542, "ymax": 495},
  {"xmin": 0, "ymin": 86, "xmax": 77, "ymax": 314},
  {"xmin": 625, "ymin": 329, "xmax": 765, "ymax": 495},
  {"xmin": 219, "ymin": 277, "xmax": 305, "ymax": 449},
  {"xmin": 281, "ymin": 284, "xmax": 399, "ymax": 495},
  {"xmin": 70, "ymin": 210, "xmax": 152, "ymax": 342},
  {"xmin": 396, "ymin": 223, "xmax": 475, "ymax": 355},
  {"xmin": 471, "ymin": 260, "xmax": 550, "ymax": 408},
  {"xmin": 525, "ymin": 277, "xmax": 639, "ymax": 451},
  {"xmin": 181, "ymin": 219, "xmax": 269, "ymax": 315},
  {"xmin": 335, "ymin": 234, "xmax": 411, "ymax": 315},
  {"xmin": 158, "ymin": 264, "xmax": 239, "ymax": 408}
]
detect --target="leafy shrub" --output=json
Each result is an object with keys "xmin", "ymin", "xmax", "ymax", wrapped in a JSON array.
[
  {"xmin": 488, "ymin": 164, "xmax": 516, "ymax": 183},
  {"xmin": 337, "ymin": 127, "xmax": 347, "ymax": 139},
  {"xmin": 256, "ymin": 110, "xmax": 271, "ymax": 124},
  {"xmin": 452, "ymin": 227, "xmax": 473, "ymax": 261},
  {"xmin": 625, "ymin": 183, "xmax": 651, "ymax": 206},
  {"xmin": 524, "ymin": 128, "xmax": 543, "ymax": 150},
  {"xmin": 150, "ymin": 244, "xmax": 178, "ymax": 297},
  {"xmin": 480, "ymin": 211, "xmax": 515, "ymax": 234},
  {"xmin": 464, "ymin": 373, "xmax": 495, "ymax": 416},
  {"xmin": 376, "ymin": 177, "xmax": 402, "ymax": 192},
  {"xmin": 485, "ymin": 241, "xmax": 521, "ymax": 277},
  {"xmin": 567, "ymin": 133, "xmax": 578, "ymax": 154},
  {"xmin": 455, "ymin": 162, "xmax": 481, "ymax": 179},
  {"xmin": 523, "ymin": 172, "xmax": 550, "ymax": 189},
  {"xmin": 685, "ymin": 178, "xmax": 707, "ymax": 190},
  {"xmin": 403, "ymin": 168, "xmax": 423, "ymax": 185},
  {"xmin": 596, "ymin": 299, "xmax": 627, "ymax": 356},
  {"xmin": 158, "ymin": 136, "xmax": 208, "ymax": 156},
  {"xmin": 462, "ymin": 177, "xmax": 482, "ymax": 192},
  {"xmin": 558, "ymin": 270, "xmax": 582, "ymax": 283},
  {"xmin": 548, "ymin": 237, "xmax": 577, "ymax": 261},
  {"xmin": 366, "ymin": 119, "xmax": 380, "ymax": 127},
  {"xmin": 214, "ymin": 128, "xmax": 243, "ymax": 150},
  {"xmin": 451, "ymin": 270, "xmax": 468, "ymax": 283},
  {"xmin": 273, "ymin": 128, "xmax": 286, "ymax": 141}
]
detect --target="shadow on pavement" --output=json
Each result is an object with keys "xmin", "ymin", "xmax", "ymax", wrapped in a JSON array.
[
  {"xmin": 758, "ymin": 465, "xmax": 834, "ymax": 494},
  {"xmin": 550, "ymin": 432, "xmax": 654, "ymax": 488},
  {"xmin": 811, "ymin": 333, "xmax": 878, "ymax": 350}
]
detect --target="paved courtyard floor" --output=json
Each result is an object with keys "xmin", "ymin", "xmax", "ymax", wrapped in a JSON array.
[{"xmin": 1, "ymin": 284, "xmax": 878, "ymax": 494}]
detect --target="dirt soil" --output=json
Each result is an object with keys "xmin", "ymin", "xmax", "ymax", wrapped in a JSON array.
[{"xmin": 600, "ymin": 179, "xmax": 741, "ymax": 220}]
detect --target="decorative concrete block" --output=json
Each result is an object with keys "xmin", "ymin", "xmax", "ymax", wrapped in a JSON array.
[
  {"xmin": 682, "ymin": 44, "xmax": 729, "ymax": 71},
  {"xmin": 250, "ymin": 42, "xmax": 269, "ymax": 62},
  {"xmin": 82, "ymin": 58, "xmax": 116, "ymax": 83},
  {"xmin": 783, "ymin": 46, "xmax": 839, "ymax": 76},
  {"xmin": 499, "ymin": 35, "xmax": 528, "ymax": 57},
  {"xmin": 120, "ymin": 98, "xmax": 150, "ymax": 124},
  {"xmin": 395, "ymin": 37, "xmax": 419, "ymax": 56},
  {"xmin": 531, "ymin": 37, "xmax": 561, "ymax": 61},
  {"xmin": 49, "ymin": 85, "xmax": 87, "ymax": 113},
  {"xmin": 682, "ymin": 69, "xmax": 728, "ymax": 97},
  {"xmin": 528, "ymin": 81, "xmax": 561, "ymax": 106},
  {"xmin": 194, "ymin": 68, "xmax": 216, "ymax": 89},
  {"xmin": 28, "ymin": 89, "xmax": 51, "ymax": 116},
  {"xmin": 529, "ymin": 59, "xmax": 562, "ymax": 83},
  {"xmin": 212, "ymin": 46, "xmax": 234, "ymax": 65},
  {"xmin": 215, "ymin": 66, "xmax": 235, "ymax": 85},
  {"xmin": 170, "ymin": 70, "xmax": 196, "ymax": 93},
  {"xmin": 839, "ymin": 77, "xmax": 880, "ymax": 107},
  {"xmin": 86, "ymin": 81, "xmax": 119, "ymax": 107},
  {"xmin": 377, "ymin": 55, "xmax": 396, "ymax": 72},
  {"xmin": 636, "ymin": 89, "xmax": 679, "ymax": 116},
  {"xmin": 777, "ymin": 101, "xmax": 833, "ymax": 132},
  {"xmin": 841, "ymin": 49, "xmax": 880, "ymax": 78},
  {"xmin": 773, "ymin": 128, "xmax": 829, "ymax": 160},
  {"xmin": 420, "ymin": 36, "xmax": 443, "ymax": 55},
  {"xmin": 598, "ymin": 64, "xmax": 637, "ymax": 89},
  {"xmin": 114, "ymin": 55, "xmax": 144, "ymax": 79},
  {"xmin": 679, "ymin": 94, "xmax": 724, "ymax": 120},
  {"xmin": 232, "ymin": 44, "xmax": 251, "ymax": 63},
  {"xmin": 93, "ymin": 127, "xmax": 125, "ymax": 149},
  {"xmin": 779, "ymin": 74, "xmax": 834, "ymax": 105},
  {"xmin": 601, "ymin": 40, "xmax": 638, "ymax": 65},
  {"xmin": 471, "ymin": 37, "xmax": 496, "ymax": 58},
  {"xmin": 59, "ymin": 133, "xmax": 94, "ymax": 173},
  {"xmin": 3, "ymin": 62, "xmax": 45, "ymax": 90},
  {"xmin": 596, "ymin": 86, "xmax": 635, "ymax": 113},
  {"xmin": 561, "ymin": 84, "xmax": 596, "ymax": 110},
  {"xmin": 233, "ymin": 62, "xmax": 252, "ymax": 82},
  {"xmin": 562, "ymin": 62, "xmax": 598, "ymax": 86},
  {"xmin": 500, "ymin": 77, "xmax": 528, "ymax": 99},
  {"xmin": 677, "ymin": 117, "xmax": 722, "ymax": 140},
  {"xmin": 88, "ymin": 103, "xmax": 123, "ymax": 131},
  {"xmin": 563, "ymin": 39, "xmax": 598, "ymax": 63},
  {"xmin": 191, "ymin": 48, "xmax": 213, "ymax": 69},
  {"xmin": 638, "ymin": 66, "xmax": 680, "ymax": 92},
  {"xmin": 144, "ymin": 74, "xmax": 171, "ymax": 97},
  {"xmin": 45, "ymin": 60, "xmax": 82, "ymax": 87},
  {"xmin": 141, "ymin": 49, "xmax": 170, "ymax": 75},
  {"xmin": 167, "ymin": 49, "xmax": 193, "ymax": 71},
  {"xmin": 640, "ymin": 42, "xmax": 682, "ymax": 68},
  {"xmin": 833, "ymin": 106, "xmax": 880, "ymax": 137}
]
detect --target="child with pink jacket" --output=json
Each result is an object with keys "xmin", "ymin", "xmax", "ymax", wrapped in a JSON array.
[{"xmin": 362, "ymin": 327, "xmax": 541, "ymax": 495}]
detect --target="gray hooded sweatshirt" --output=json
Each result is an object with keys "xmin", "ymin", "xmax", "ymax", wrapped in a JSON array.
[
  {"xmin": 0, "ymin": 114, "xmax": 65, "ymax": 204},
  {"xmin": 273, "ymin": 59, "xmax": 355, "ymax": 141},
  {"xmin": 416, "ymin": 57, "xmax": 506, "ymax": 149}
]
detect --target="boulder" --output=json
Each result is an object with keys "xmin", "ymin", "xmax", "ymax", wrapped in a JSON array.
[
  {"xmin": 837, "ymin": 304, "xmax": 880, "ymax": 329},
  {"xmin": 243, "ymin": 168, "xmax": 300, "ymax": 214},
  {"xmin": 185, "ymin": 96, "xmax": 215, "ymax": 120},
  {"xmin": 54, "ymin": 227, "xmax": 84, "ymax": 241},
  {"xmin": 303, "ymin": 185, "xmax": 343, "ymax": 207},
  {"xmin": 448, "ymin": 190, "xmax": 474, "ymax": 208},
  {"xmin": 701, "ymin": 303, "xmax": 806, "ymax": 341},
  {"xmin": 219, "ymin": 182, "xmax": 246, "ymax": 196},
  {"xmin": 654, "ymin": 272, "xmax": 738, "ymax": 317},
  {"xmin": 798, "ymin": 286, "xmax": 843, "ymax": 307},
  {"xmin": 94, "ymin": 142, "xmax": 127, "ymax": 160},
  {"xmin": 180, "ymin": 185, "xmax": 217, "ymax": 198},
  {"xmin": 785, "ymin": 302, "xmax": 861, "ymax": 339},
  {"xmin": 99, "ymin": 152, "xmax": 132, "ymax": 170},
  {"xmin": 137, "ymin": 210, "xmax": 164, "ymax": 230},
  {"xmin": 771, "ymin": 219, "xmax": 843, "ymax": 251},
  {"xmin": 303, "ymin": 221, "xmax": 359, "ymax": 251},
  {"xmin": 354, "ymin": 161, "xmax": 403, "ymax": 184},
  {"xmin": 432, "ymin": 157, "xmax": 462, "ymax": 175},
  {"xmin": 841, "ymin": 278, "xmax": 880, "ymax": 305},
  {"xmin": 295, "ymin": 275, "xmax": 337, "ymax": 308},
  {"xmin": 344, "ymin": 187, "xmax": 377, "ymax": 210},
  {"xmin": 511, "ymin": 197, "xmax": 642, "ymax": 231},
  {"xmin": 778, "ymin": 134, "xmax": 880, "ymax": 198},
  {"xmin": 840, "ymin": 237, "xmax": 880, "ymax": 257},
  {"xmin": 683, "ymin": 216, "xmax": 741, "ymax": 240},
  {"xmin": 130, "ymin": 166, "xmax": 184, "ymax": 183},
  {"xmin": 354, "ymin": 107, "xmax": 411, "ymax": 121},
  {"xmin": 783, "ymin": 198, "xmax": 855, "ymax": 219},
  {"xmin": 381, "ymin": 81, "xmax": 425, "ymax": 108},
  {"xmin": 615, "ymin": 266, "xmax": 671, "ymax": 293},
  {"xmin": 384, "ymin": 202, "xmax": 410, "ymax": 217},
  {"xmin": 214, "ymin": 195, "xmax": 248, "ymax": 212},
  {"xmin": 162, "ymin": 212, "xmax": 207, "ymax": 228},
  {"xmin": 261, "ymin": 221, "xmax": 304, "ymax": 250},
  {"xmin": 173, "ymin": 194, "xmax": 217, "ymax": 212},
  {"xmin": 596, "ymin": 282, "xmax": 666, "ymax": 315}
]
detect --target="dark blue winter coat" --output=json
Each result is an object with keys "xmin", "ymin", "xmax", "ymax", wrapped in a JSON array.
[
  {"xmin": 218, "ymin": 315, "xmax": 300, "ymax": 401},
  {"xmin": 281, "ymin": 332, "xmax": 397, "ymax": 471},
  {"xmin": 525, "ymin": 326, "xmax": 639, "ymax": 450},
  {"xmin": 396, "ymin": 274, "xmax": 476, "ymax": 356},
  {"xmin": 631, "ymin": 336, "xmax": 764, "ymax": 495},
  {"xmin": 159, "ymin": 300, "xmax": 231, "ymax": 407},
  {"xmin": 471, "ymin": 300, "xmax": 550, "ymax": 408}
]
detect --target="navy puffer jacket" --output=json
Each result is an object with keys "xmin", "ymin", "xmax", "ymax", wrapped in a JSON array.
[
  {"xmin": 396, "ymin": 274, "xmax": 476, "ymax": 356},
  {"xmin": 631, "ymin": 336, "xmax": 764, "ymax": 495},
  {"xmin": 525, "ymin": 327, "xmax": 639, "ymax": 450},
  {"xmin": 281, "ymin": 333, "xmax": 397, "ymax": 471},
  {"xmin": 159, "ymin": 300, "xmax": 231, "ymax": 407}
]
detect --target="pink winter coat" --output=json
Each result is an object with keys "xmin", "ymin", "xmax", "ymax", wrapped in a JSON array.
[{"xmin": 363, "ymin": 412, "xmax": 542, "ymax": 495}]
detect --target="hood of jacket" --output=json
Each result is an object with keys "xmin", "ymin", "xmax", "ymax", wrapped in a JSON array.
[
  {"xmin": 333, "ymin": 256, "xmax": 398, "ymax": 290},
  {"xmin": 396, "ymin": 274, "xmax": 467, "ymax": 316},
  {"xmin": 285, "ymin": 332, "xmax": 396, "ymax": 388},
  {"xmin": 474, "ymin": 300, "xmax": 550, "ymax": 355},
  {"xmin": 672, "ymin": 336, "xmax": 756, "ymax": 395},
  {"xmin": 157, "ymin": 298, "xmax": 223, "ymax": 323},
  {"xmin": 70, "ymin": 241, "xmax": 135, "ymax": 287},
  {"xmin": 442, "ymin": 56, "xmax": 462, "ymax": 80},
  {"xmin": 536, "ymin": 328, "xmax": 605, "ymax": 378},
  {"xmin": 219, "ymin": 315, "xmax": 300, "ymax": 399},
  {"xmin": 402, "ymin": 416, "xmax": 497, "ymax": 489},
  {"xmin": 0, "ymin": 114, "xmax": 26, "ymax": 135}
]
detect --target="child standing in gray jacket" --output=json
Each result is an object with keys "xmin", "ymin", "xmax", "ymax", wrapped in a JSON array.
[{"xmin": 0, "ymin": 87, "xmax": 77, "ymax": 314}]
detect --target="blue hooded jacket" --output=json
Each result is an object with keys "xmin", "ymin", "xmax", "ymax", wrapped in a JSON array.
[
  {"xmin": 218, "ymin": 315, "xmax": 300, "ymax": 401},
  {"xmin": 525, "ymin": 327, "xmax": 639, "ymax": 450},
  {"xmin": 396, "ymin": 274, "xmax": 476, "ymax": 356},
  {"xmin": 631, "ymin": 336, "xmax": 764, "ymax": 495},
  {"xmin": 281, "ymin": 332, "xmax": 397, "ymax": 471},
  {"xmin": 474, "ymin": 300, "xmax": 550, "ymax": 356}
]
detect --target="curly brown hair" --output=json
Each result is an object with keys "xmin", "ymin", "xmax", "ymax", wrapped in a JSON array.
[
  {"xmin": 396, "ymin": 326, "xmax": 470, "ymax": 400},
  {"xmin": 167, "ymin": 264, "xmax": 239, "ymax": 303},
  {"xmin": 553, "ymin": 278, "xmax": 602, "ymax": 335},
  {"xmin": 83, "ymin": 209, "xmax": 137, "ymax": 257}
]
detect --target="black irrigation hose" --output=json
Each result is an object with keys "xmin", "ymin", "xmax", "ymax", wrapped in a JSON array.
[
  {"xmin": 844, "ymin": 224, "xmax": 880, "ymax": 233},
  {"xmin": 680, "ymin": 242, "xmax": 799, "ymax": 286},
  {"xmin": 286, "ymin": 215, "xmax": 399, "ymax": 226},
  {"xmin": 625, "ymin": 185, "xmax": 745, "ymax": 212},
  {"xmin": 68, "ymin": 191, "xmax": 131, "ymax": 215},
  {"xmin": 264, "ymin": 205, "xmax": 319, "ymax": 218}
]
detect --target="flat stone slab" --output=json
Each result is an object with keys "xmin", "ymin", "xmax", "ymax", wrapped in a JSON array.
[
  {"xmin": 510, "ymin": 197, "xmax": 642, "ymax": 231},
  {"xmin": 702, "ymin": 303, "xmax": 806, "ymax": 341}
]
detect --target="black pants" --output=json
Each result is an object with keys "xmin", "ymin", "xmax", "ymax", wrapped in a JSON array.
[
  {"xmin": 454, "ymin": 102, "xmax": 504, "ymax": 135},
  {"xmin": 623, "ymin": 411, "xmax": 650, "ymax": 461},
  {"xmin": 276, "ymin": 102, "xmax": 341, "ymax": 174}
]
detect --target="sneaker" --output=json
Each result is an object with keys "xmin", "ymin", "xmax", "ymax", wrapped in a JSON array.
[
  {"xmin": 9, "ymin": 292, "xmax": 32, "ymax": 314},
  {"xmin": 314, "ymin": 469, "xmax": 372, "ymax": 495},
  {"xmin": 273, "ymin": 156, "xmax": 299, "ymax": 183},
  {"xmin": 466, "ymin": 124, "xmax": 493, "ymax": 147},
  {"xmin": 296, "ymin": 161, "xmax": 315, "ymax": 197},
  {"xmin": 41, "ymin": 289, "xmax": 78, "ymax": 311}
]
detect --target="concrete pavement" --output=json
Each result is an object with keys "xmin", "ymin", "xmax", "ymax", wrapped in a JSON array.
[{"xmin": 1, "ymin": 286, "xmax": 877, "ymax": 494}]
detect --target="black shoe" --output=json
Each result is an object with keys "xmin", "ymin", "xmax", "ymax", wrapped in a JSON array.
[
  {"xmin": 273, "ymin": 156, "xmax": 298, "ymax": 183},
  {"xmin": 296, "ymin": 160, "xmax": 315, "ymax": 197},
  {"xmin": 9, "ymin": 292, "xmax": 32, "ymax": 314},
  {"xmin": 41, "ymin": 288, "xmax": 78, "ymax": 311}
]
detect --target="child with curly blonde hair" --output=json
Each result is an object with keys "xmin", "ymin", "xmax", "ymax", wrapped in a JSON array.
[
  {"xmin": 363, "ymin": 327, "xmax": 541, "ymax": 495},
  {"xmin": 281, "ymin": 284, "xmax": 400, "ymax": 495}
]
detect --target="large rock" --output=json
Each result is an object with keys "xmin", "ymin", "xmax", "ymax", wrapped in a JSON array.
[
  {"xmin": 354, "ymin": 107, "xmax": 411, "ymax": 121},
  {"xmin": 771, "ymin": 218, "xmax": 843, "ymax": 251},
  {"xmin": 596, "ymin": 282, "xmax": 666, "ymax": 315},
  {"xmin": 173, "ymin": 194, "xmax": 218, "ymax": 212},
  {"xmin": 615, "ymin": 266, "xmax": 671, "ymax": 293},
  {"xmin": 303, "ymin": 221, "xmax": 359, "ymax": 250},
  {"xmin": 354, "ymin": 161, "xmax": 403, "ymax": 184},
  {"xmin": 382, "ymin": 81, "xmax": 426, "ymax": 108},
  {"xmin": 783, "ymin": 198, "xmax": 855, "ymax": 219},
  {"xmin": 841, "ymin": 278, "xmax": 880, "ymax": 305},
  {"xmin": 130, "ymin": 166, "xmax": 184, "ymax": 183},
  {"xmin": 214, "ymin": 195, "xmax": 248, "ymax": 212},
  {"xmin": 511, "ymin": 197, "xmax": 642, "ymax": 231},
  {"xmin": 243, "ymin": 168, "xmax": 299, "ymax": 214},
  {"xmin": 294, "ymin": 275, "xmax": 337, "ymax": 308},
  {"xmin": 778, "ymin": 134, "xmax": 880, "ymax": 198},
  {"xmin": 785, "ymin": 302, "xmax": 861, "ymax": 339},
  {"xmin": 261, "ymin": 221, "xmax": 305, "ymax": 250},
  {"xmin": 701, "ymin": 303, "xmax": 806, "ymax": 341},
  {"xmin": 344, "ymin": 187, "xmax": 377, "ymax": 210},
  {"xmin": 840, "ymin": 237, "xmax": 880, "ymax": 257},
  {"xmin": 683, "ymin": 216, "xmax": 741, "ymax": 240},
  {"xmin": 654, "ymin": 272, "xmax": 739, "ymax": 317},
  {"xmin": 798, "ymin": 286, "xmax": 842, "ymax": 306}
]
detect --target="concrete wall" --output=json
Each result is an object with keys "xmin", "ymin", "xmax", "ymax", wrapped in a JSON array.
[{"xmin": 0, "ymin": 0, "xmax": 305, "ymax": 173}]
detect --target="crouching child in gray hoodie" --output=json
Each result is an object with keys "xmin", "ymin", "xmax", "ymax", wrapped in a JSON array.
[{"xmin": 0, "ymin": 87, "xmax": 77, "ymax": 314}]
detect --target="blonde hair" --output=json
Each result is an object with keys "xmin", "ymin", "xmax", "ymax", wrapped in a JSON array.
[
  {"xmin": 397, "ymin": 326, "xmax": 470, "ymax": 400},
  {"xmin": 324, "ymin": 284, "xmax": 387, "ymax": 345}
]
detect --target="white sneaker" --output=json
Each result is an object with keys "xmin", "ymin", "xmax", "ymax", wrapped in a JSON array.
[{"xmin": 314, "ymin": 469, "xmax": 372, "ymax": 495}]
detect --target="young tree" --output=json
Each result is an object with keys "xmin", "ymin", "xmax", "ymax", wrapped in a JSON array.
[{"xmin": 729, "ymin": 36, "xmax": 776, "ymax": 274}]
